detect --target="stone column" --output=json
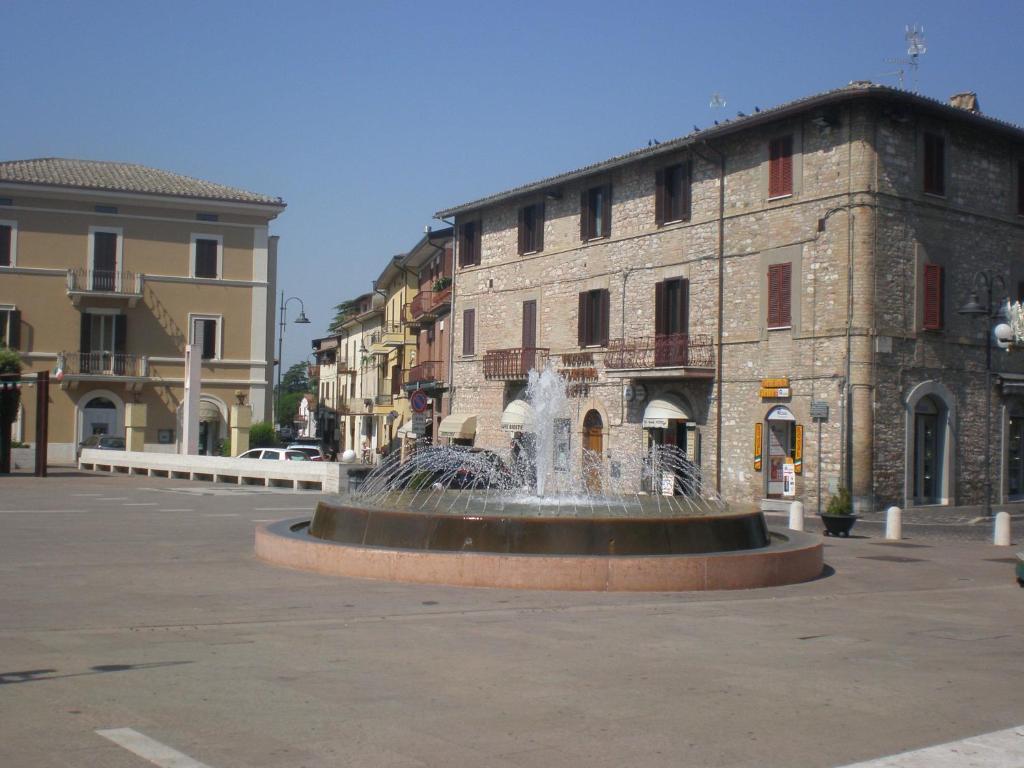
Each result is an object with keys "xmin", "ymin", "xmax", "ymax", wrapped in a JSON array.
[
  {"xmin": 125, "ymin": 403, "xmax": 147, "ymax": 453},
  {"xmin": 231, "ymin": 404, "xmax": 252, "ymax": 456}
]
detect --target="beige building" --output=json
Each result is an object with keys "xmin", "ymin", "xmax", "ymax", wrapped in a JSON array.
[
  {"xmin": 438, "ymin": 83, "xmax": 1024, "ymax": 513},
  {"xmin": 330, "ymin": 291, "xmax": 384, "ymax": 458},
  {"xmin": 0, "ymin": 158, "xmax": 285, "ymax": 461}
]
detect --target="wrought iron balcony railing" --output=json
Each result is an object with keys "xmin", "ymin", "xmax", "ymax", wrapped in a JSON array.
[
  {"xmin": 406, "ymin": 360, "xmax": 443, "ymax": 385},
  {"xmin": 407, "ymin": 287, "xmax": 452, "ymax": 322},
  {"xmin": 59, "ymin": 351, "xmax": 149, "ymax": 377},
  {"xmin": 67, "ymin": 269, "xmax": 143, "ymax": 295},
  {"xmin": 374, "ymin": 393, "xmax": 393, "ymax": 407},
  {"xmin": 483, "ymin": 347, "xmax": 550, "ymax": 380},
  {"xmin": 604, "ymin": 333, "xmax": 714, "ymax": 370}
]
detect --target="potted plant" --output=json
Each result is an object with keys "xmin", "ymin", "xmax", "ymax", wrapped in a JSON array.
[
  {"xmin": 821, "ymin": 486, "xmax": 857, "ymax": 537},
  {"xmin": 432, "ymin": 275, "xmax": 452, "ymax": 292}
]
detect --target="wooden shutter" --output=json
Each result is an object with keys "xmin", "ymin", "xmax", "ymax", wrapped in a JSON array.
[
  {"xmin": 8, "ymin": 309, "xmax": 20, "ymax": 349},
  {"xmin": 923, "ymin": 263, "xmax": 943, "ymax": 330},
  {"xmin": 195, "ymin": 239, "xmax": 217, "ymax": 278},
  {"xmin": 80, "ymin": 313, "xmax": 92, "ymax": 352},
  {"xmin": 114, "ymin": 314, "xmax": 127, "ymax": 354},
  {"xmin": 681, "ymin": 162, "xmax": 692, "ymax": 221},
  {"xmin": 580, "ymin": 189, "xmax": 590, "ymax": 241},
  {"xmin": 654, "ymin": 280, "xmax": 666, "ymax": 336},
  {"xmin": 0, "ymin": 225, "xmax": 10, "ymax": 267},
  {"xmin": 578, "ymin": 292, "xmax": 589, "ymax": 346},
  {"xmin": 462, "ymin": 308, "xmax": 475, "ymax": 355},
  {"xmin": 767, "ymin": 263, "xmax": 792, "ymax": 328},
  {"xmin": 679, "ymin": 278, "xmax": 690, "ymax": 334},
  {"xmin": 601, "ymin": 184, "xmax": 612, "ymax": 238},
  {"xmin": 200, "ymin": 319, "xmax": 215, "ymax": 359},
  {"xmin": 924, "ymin": 133, "xmax": 945, "ymax": 195},
  {"xmin": 769, "ymin": 137, "xmax": 793, "ymax": 198},
  {"xmin": 779, "ymin": 263, "xmax": 792, "ymax": 326},
  {"xmin": 654, "ymin": 168, "xmax": 666, "ymax": 226},
  {"xmin": 522, "ymin": 300, "xmax": 537, "ymax": 348},
  {"xmin": 94, "ymin": 231, "xmax": 117, "ymax": 272},
  {"xmin": 599, "ymin": 289, "xmax": 610, "ymax": 346},
  {"xmin": 517, "ymin": 207, "xmax": 526, "ymax": 255},
  {"xmin": 535, "ymin": 203, "xmax": 544, "ymax": 252}
]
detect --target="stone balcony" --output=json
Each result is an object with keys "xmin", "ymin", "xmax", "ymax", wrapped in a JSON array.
[{"xmin": 66, "ymin": 269, "xmax": 144, "ymax": 307}]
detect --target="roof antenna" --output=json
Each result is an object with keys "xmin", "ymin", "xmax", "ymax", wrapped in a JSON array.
[{"xmin": 884, "ymin": 24, "xmax": 927, "ymax": 90}]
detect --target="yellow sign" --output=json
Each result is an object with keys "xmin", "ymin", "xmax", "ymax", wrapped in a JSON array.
[
  {"xmin": 761, "ymin": 377, "xmax": 789, "ymax": 389},
  {"xmin": 794, "ymin": 425, "xmax": 803, "ymax": 474},
  {"xmin": 753, "ymin": 423, "xmax": 762, "ymax": 471}
]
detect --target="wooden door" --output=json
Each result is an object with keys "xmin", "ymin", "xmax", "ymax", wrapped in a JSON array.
[{"xmin": 582, "ymin": 410, "xmax": 603, "ymax": 493}]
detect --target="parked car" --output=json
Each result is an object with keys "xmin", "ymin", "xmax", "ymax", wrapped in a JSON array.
[
  {"xmin": 398, "ymin": 446, "xmax": 513, "ymax": 490},
  {"xmin": 77, "ymin": 435, "xmax": 126, "ymax": 458},
  {"xmin": 286, "ymin": 443, "xmax": 325, "ymax": 461},
  {"xmin": 237, "ymin": 448, "xmax": 309, "ymax": 461}
]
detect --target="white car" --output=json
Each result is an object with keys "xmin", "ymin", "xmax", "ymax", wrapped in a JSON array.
[
  {"xmin": 237, "ymin": 448, "xmax": 309, "ymax": 461},
  {"xmin": 286, "ymin": 443, "xmax": 326, "ymax": 461}
]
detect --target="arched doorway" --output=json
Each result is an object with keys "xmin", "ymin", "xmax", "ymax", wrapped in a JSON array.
[
  {"xmin": 912, "ymin": 395, "xmax": 943, "ymax": 505},
  {"xmin": 198, "ymin": 397, "xmax": 226, "ymax": 456},
  {"xmin": 80, "ymin": 395, "xmax": 122, "ymax": 440},
  {"xmin": 765, "ymin": 406, "xmax": 796, "ymax": 499},
  {"xmin": 582, "ymin": 409, "xmax": 603, "ymax": 492}
]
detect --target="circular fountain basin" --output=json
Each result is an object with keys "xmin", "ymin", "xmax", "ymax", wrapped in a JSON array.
[{"xmin": 255, "ymin": 500, "xmax": 823, "ymax": 591}]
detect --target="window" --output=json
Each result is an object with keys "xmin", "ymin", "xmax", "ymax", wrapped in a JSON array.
[
  {"xmin": 0, "ymin": 222, "xmax": 14, "ymax": 267},
  {"xmin": 191, "ymin": 234, "xmax": 222, "ymax": 279},
  {"xmin": 923, "ymin": 132, "xmax": 945, "ymax": 196},
  {"xmin": 190, "ymin": 316, "xmax": 220, "ymax": 359},
  {"xmin": 655, "ymin": 163, "xmax": 691, "ymax": 225},
  {"xmin": 462, "ymin": 308, "xmax": 475, "ymax": 355},
  {"xmin": 655, "ymin": 278, "xmax": 689, "ymax": 336},
  {"xmin": 88, "ymin": 227, "xmax": 122, "ymax": 291},
  {"xmin": 768, "ymin": 137, "xmax": 793, "ymax": 198},
  {"xmin": 0, "ymin": 307, "xmax": 21, "ymax": 349},
  {"xmin": 81, "ymin": 312, "xmax": 125, "ymax": 353},
  {"xmin": 767, "ymin": 263, "xmax": 792, "ymax": 329},
  {"xmin": 518, "ymin": 202, "xmax": 544, "ymax": 254},
  {"xmin": 458, "ymin": 220, "xmax": 481, "ymax": 267},
  {"xmin": 577, "ymin": 289, "xmax": 609, "ymax": 347},
  {"xmin": 922, "ymin": 263, "xmax": 943, "ymax": 330},
  {"xmin": 581, "ymin": 184, "xmax": 611, "ymax": 240}
]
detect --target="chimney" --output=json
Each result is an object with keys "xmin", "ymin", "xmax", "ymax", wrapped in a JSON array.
[{"xmin": 948, "ymin": 92, "xmax": 981, "ymax": 114}]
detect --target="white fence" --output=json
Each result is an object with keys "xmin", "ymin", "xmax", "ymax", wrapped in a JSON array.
[{"xmin": 79, "ymin": 449, "xmax": 351, "ymax": 492}]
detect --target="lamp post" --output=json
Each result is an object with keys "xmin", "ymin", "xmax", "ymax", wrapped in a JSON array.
[
  {"xmin": 276, "ymin": 292, "xmax": 311, "ymax": 433},
  {"xmin": 957, "ymin": 271, "xmax": 1010, "ymax": 517}
]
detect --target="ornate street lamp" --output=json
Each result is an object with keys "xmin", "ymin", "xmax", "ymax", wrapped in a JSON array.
[{"xmin": 276, "ymin": 293, "xmax": 311, "ymax": 433}]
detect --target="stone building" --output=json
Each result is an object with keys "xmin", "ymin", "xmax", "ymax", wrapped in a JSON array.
[
  {"xmin": 436, "ymin": 82, "xmax": 1024, "ymax": 512},
  {"xmin": 0, "ymin": 158, "xmax": 284, "ymax": 460}
]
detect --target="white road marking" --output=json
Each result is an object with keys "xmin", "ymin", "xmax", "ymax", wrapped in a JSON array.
[
  {"xmin": 253, "ymin": 518, "xmax": 277, "ymax": 522},
  {"xmin": 71, "ymin": 493, "xmax": 104, "ymax": 497},
  {"xmin": 253, "ymin": 507, "xmax": 311, "ymax": 511},
  {"xmin": 0, "ymin": 509, "xmax": 88, "ymax": 514},
  {"xmin": 204, "ymin": 513, "xmax": 239, "ymax": 517},
  {"xmin": 123, "ymin": 502, "xmax": 158, "ymax": 507},
  {"xmin": 159, "ymin": 508, "xmax": 195, "ymax": 513},
  {"xmin": 96, "ymin": 728, "xmax": 213, "ymax": 767},
  {"xmin": 837, "ymin": 724, "xmax": 1024, "ymax": 767},
  {"xmin": 97, "ymin": 497, "xmax": 129, "ymax": 501}
]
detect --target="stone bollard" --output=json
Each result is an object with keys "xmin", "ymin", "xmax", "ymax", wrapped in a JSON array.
[
  {"xmin": 788, "ymin": 501, "xmax": 804, "ymax": 532},
  {"xmin": 885, "ymin": 506, "xmax": 902, "ymax": 541},
  {"xmin": 994, "ymin": 511, "xmax": 1011, "ymax": 547}
]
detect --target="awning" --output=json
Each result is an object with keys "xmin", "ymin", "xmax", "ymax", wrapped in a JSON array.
[
  {"xmin": 438, "ymin": 414, "xmax": 477, "ymax": 439},
  {"xmin": 999, "ymin": 373, "xmax": 1024, "ymax": 393},
  {"xmin": 396, "ymin": 421, "xmax": 414, "ymax": 438},
  {"xmin": 642, "ymin": 395, "xmax": 691, "ymax": 429},
  {"xmin": 501, "ymin": 399, "xmax": 533, "ymax": 432},
  {"xmin": 199, "ymin": 400, "xmax": 221, "ymax": 422},
  {"xmin": 766, "ymin": 405, "xmax": 796, "ymax": 421}
]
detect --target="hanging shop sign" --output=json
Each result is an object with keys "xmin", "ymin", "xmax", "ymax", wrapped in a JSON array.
[
  {"xmin": 759, "ymin": 377, "xmax": 791, "ymax": 399},
  {"xmin": 753, "ymin": 423, "xmax": 763, "ymax": 471},
  {"xmin": 643, "ymin": 417, "xmax": 669, "ymax": 429},
  {"xmin": 794, "ymin": 424, "xmax": 803, "ymax": 475}
]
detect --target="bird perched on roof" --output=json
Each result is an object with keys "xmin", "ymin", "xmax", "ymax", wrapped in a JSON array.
[
  {"xmin": 693, "ymin": 125, "xmax": 700, "ymax": 132},
  {"xmin": 754, "ymin": 106, "xmax": 761, "ymax": 112},
  {"xmin": 737, "ymin": 111, "xmax": 746, "ymax": 117}
]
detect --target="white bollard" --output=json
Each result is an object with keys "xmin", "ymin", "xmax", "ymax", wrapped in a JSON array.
[
  {"xmin": 994, "ymin": 511, "xmax": 1011, "ymax": 547},
  {"xmin": 789, "ymin": 501, "xmax": 804, "ymax": 532},
  {"xmin": 885, "ymin": 506, "xmax": 902, "ymax": 541}
]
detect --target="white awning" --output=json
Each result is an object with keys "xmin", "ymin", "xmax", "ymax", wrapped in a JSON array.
[
  {"xmin": 438, "ymin": 414, "xmax": 477, "ymax": 439},
  {"xmin": 642, "ymin": 395, "xmax": 691, "ymax": 428},
  {"xmin": 501, "ymin": 399, "xmax": 533, "ymax": 432},
  {"xmin": 396, "ymin": 421, "xmax": 414, "ymax": 438},
  {"xmin": 199, "ymin": 400, "xmax": 221, "ymax": 423},
  {"xmin": 767, "ymin": 405, "xmax": 796, "ymax": 421}
]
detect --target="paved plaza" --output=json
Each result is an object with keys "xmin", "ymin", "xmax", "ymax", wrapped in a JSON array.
[{"xmin": 1, "ymin": 472, "xmax": 1022, "ymax": 767}]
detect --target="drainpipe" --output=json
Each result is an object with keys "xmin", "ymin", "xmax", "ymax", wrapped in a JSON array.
[{"xmin": 437, "ymin": 217, "xmax": 457, "ymax": 420}]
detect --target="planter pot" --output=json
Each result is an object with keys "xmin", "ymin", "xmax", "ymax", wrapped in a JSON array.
[{"xmin": 821, "ymin": 514, "xmax": 857, "ymax": 537}]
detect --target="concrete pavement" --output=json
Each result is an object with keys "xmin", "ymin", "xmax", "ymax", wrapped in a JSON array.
[{"xmin": 0, "ymin": 472, "xmax": 1022, "ymax": 767}]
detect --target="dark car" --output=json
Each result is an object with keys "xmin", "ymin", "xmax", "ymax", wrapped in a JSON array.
[{"xmin": 77, "ymin": 435, "xmax": 126, "ymax": 458}]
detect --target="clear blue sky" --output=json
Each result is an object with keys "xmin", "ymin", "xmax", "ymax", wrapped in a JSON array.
[{"xmin": 4, "ymin": 0, "xmax": 1022, "ymax": 369}]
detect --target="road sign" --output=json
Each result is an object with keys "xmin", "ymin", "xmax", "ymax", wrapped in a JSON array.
[
  {"xmin": 410, "ymin": 389, "xmax": 430, "ymax": 414},
  {"xmin": 810, "ymin": 400, "xmax": 829, "ymax": 420},
  {"xmin": 411, "ymin": 413, "xmax": 428, "ymax": 436}
]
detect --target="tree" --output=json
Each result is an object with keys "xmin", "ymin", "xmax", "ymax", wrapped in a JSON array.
[
  {"xmin": 328, "ymin": 299, "xmax": 361, "ymax": 333},
  {"xmin": 0, "ymin": 347, "xmax": 23, "ymax": 474},
  {"xmin": 281, "ymin": 362, "xmax": 310, "ymax": 394}
]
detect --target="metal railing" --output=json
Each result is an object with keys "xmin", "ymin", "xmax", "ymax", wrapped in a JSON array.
[
  {"xmin": 67, "ymin": 269, "xmax": 142, "ymax": 295},
  {"xmin": 604, "ymin": 333, "xmax": 714, "ymax": 370},
  {"xmin": 406, "ymin": 360, "xmax": 443, "ymax": 385},
  {"xmin": 60, "ymin": 351, "xmax": 149, "ymax": 377},
  {"xmin": 407, "ymin": 287, "xmax": 452, "ymax": 321},
  {"xmin": 483, "ymin": 347, "xmax": 550, "ymax": 380},
  {"xmin": 374, "ymin": 393, "xmax": 393, "ymax": 407}
]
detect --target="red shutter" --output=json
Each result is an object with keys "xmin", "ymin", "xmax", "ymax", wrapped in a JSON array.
[
  {"xmin": 923, "ymin": 263, "xmax": 943, "ymax": 330},
  {"xmin": 599, "ymin": 289, "xmax": 610, "ymax": 346},
  {"xmin": 779, "ymin": 263, "xmax": 792, "ymax": 327},
  {"xmin": 654, "ymin": 168, "xmax": 665, "ymax": 226},
  {"xmin": 578, "ymin": 292, "xmax": 588, "ymax": 346},
  {"xmin": 0, "ymin": 225, "xmax": 10, "ymax": 267},
  {"xmin": 654, "ymin": 280, "xmax": 666, "ymax": 336},
  {"xmin": 769, "ymin": 137, "xmax": 793, "ymax": 198},
  {"xmin": 767, "ymin": 265, "xmax": 781, "ymax": 327},
  {"xmin": 517, "ymin": 207, "xmax": 526, "ymax": 255},
  {"xmin": 602, "ymin": 184, "xmax": 612, "ymax": 237},
  {"xmin": 780, "ymin": 136, "xmax": 793, "ymax": 196},
  {"xmin": 463, "ymin": 308, "xmax": 475, "ymax": 355},
  {"xmin": 535, "ymin": 202, "xmax": 544, "ymax": 252}
]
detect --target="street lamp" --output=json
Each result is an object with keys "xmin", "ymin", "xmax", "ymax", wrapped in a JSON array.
[
  {"xmin": 276, "ymin": 292, "xmax": 311, "ymax": 433},
  {"xmin": 958, "ymin": 271, "xmax": 1009, "ymax": 517}
]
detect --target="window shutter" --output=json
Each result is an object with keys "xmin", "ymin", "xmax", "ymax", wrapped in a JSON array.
[
  {"xmin": 924, "ymin": 133, "xmax": 945, "ymax": 195},
  {"xmin": 681, "ymin": 162, "xmax": 692, "ymax": 221},
  {"xmin": 923, "ymin": 263, "xmax": 942, "ymax": 330},
  {"xmin": 599, "ymin": 289, "xmax": 610, "ymax": 346},
  {"xmin": 768, "ymin": 141, "xmax": 781, "ymax": 197},
  {"xmin": 577, "ymin": 292, "xmax": 588, "ymax": 346},
  {"xmin": 472, "ymin": 221, "xmax": 481, "ymax": 265},
  {"xmin": 602, "ymin": 184, "xmax": 612, "ymax": 238},
  {"xmin": 654, "ymin": 280, "xmax": 666, "ymax": 336},
  {"xmin": 535, "ymin": 203, "xmax": 544, "ymax": 252},
  {"xmin": 8, "ymin": 309, "xmax": 20, "ymax": 349},
  {"xmin": 0, "ymin": 225, "xmax": 10, "ymax": 267},
  {"xmin": 463, "ymin": 308, "xmax": 475, "ymax": 355},
  {"xmin": 517, "ymin": 208, "xmax": 526, "ymax": 255},
  {"xmin": 654, "ymin": 168, "xmax": 666, "ymax": 226},
  {"xmin": 114, "ymin": 314, "xmax": 127, "ymax": 354},
  {"xmin": 767, "ymin": 265, "xmax": 781, "ymax": 327},
  {"xmin": 679, "ymin": 278, "xmax": 690, "ymax": 335},
  {"xmin": 780, "ymin": 136, "xmax": 793, "ymax": 196},
  {"xmin": 522, "ymin": 300, "xmax": 536, "ymax": 348},
  {"xmin": 195, "ymin": 239, "xmax": 217, "ymax": 278},
  {"xmin": 580, "ymin": 189, "xmax": 590, "ymax": 241},
  {"xmin": 780, "ymin": 263, "xmax": 792, "ymax": 327},
  {"xmin": 80, "ymin": 313, "xmax": 92, "ymax": 352},
  {"xmin": 769, "ymin": 137, "xmax": 793, "ymax": 198}
]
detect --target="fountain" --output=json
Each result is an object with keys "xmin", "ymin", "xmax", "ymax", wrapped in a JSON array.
[{"xmin": 256, "ymin": 363, "xmax": 823, "ymax": 590}]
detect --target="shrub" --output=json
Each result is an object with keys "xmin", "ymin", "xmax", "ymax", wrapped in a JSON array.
[
  {"xmin": 249, "ymin": 421, "xmax": 277, "ymax": 448},
  {"xmin": 432, "ymin": 275, "xmax": 452, "ymax": 292},
  {"xmin": 826, "ymin": 486, "xmax": 853, "ymax": 516}
]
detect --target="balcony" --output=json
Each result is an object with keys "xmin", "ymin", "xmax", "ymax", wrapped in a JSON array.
[
  {"xmin": 406, "ymin": 287, "xmax": 452, "ymax": 323},
  {"xmin": 374, "ymin": 392, "xmax": 394, "ymax": 407},
  {"xmin": 381, "ymin": 322, "xmax": 409, "ymax": 347},
  {"xmin": 66, "ymin": 269, "xmax": 144, "ymax": 307},
  {"xmin": 59, "ymin": 351, "xmax": 149, "ymax": 379},
  {"xmin": 483, "ymin": 347, "xmax": 549, "ymax": 380},
  {"xmin": 405, "ymin": 360, "xmax": 444, "ymax": 389},
  {"xmin": 604, "ymin": 333, "xmax": 714, "ymax": 379}
]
